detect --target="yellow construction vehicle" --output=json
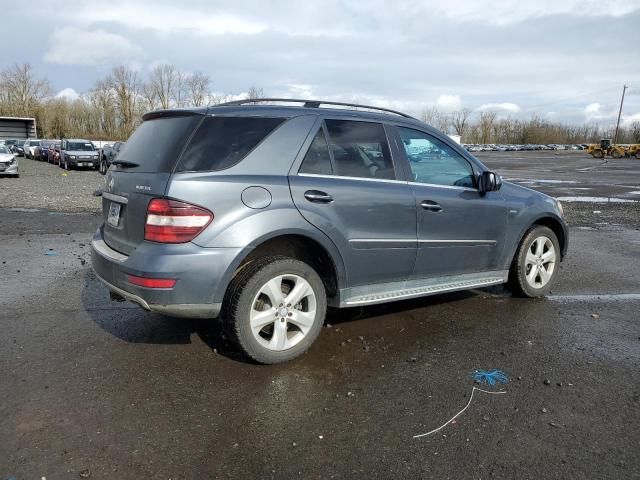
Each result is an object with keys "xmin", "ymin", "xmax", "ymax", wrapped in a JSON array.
[
  {"xmin": 588, "ymin": 139, "xmax": 627, "ymax": 158},
  {"xmin": 627, "ymin": 144, "xmax": 640, "ymax": 159}
]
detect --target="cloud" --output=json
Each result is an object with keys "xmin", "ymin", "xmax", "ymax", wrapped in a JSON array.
[
  {"xmin": 436, "ymin": 94, "xmax": 462, "ymax": 111},
  {"xmin": 74, "ymin": 4, "xmax": 266, "ymax": 36},
  {"xmin": 44, "ymin": 28, "xmax": 143, "ymax": 66},
  {"xmin": 478, "ymin": 102, "xmax": 521, "ymax": 112},
  {"xmin": 622, "ymin": 112, "xmax": 640, "ymax": 126},
  {"xmin": 55, "ymin": 87, "xmax": 80, "ymax": 100},
  {"xmin": 424, "ymin": 0, "xmax": 640, "ymax": 25}
]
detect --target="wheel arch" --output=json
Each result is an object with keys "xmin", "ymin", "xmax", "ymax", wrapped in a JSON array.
[
  {"xmin": 508, "ymin": 214, "xmax": 568, "ymax": 266},
  {"xmin": 214, "ymin": 230, "xmax": 347, "ymax": 306}
]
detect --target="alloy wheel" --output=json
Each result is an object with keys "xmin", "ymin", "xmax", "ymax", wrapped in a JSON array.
[
  {"xmin": 249, "ymin": 274, "xmax": 317, "ymax": 351},
  {"xmin": 524, "ymin": 236, "xmax": 556, "ymax": 289}
]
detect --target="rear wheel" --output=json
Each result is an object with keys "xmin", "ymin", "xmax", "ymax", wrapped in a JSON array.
[
  {"xmin": 224, "ymin": 256, "xmax": 326, "ymax": 364},
  {"xmin": 592, "ymin": 149, "xmax": 604, "ymax": 159},
  {"xmin": 612, "ymin": 150, "xmax": 622, "ymax": 159},
  {"xmin": 99, "ymin": 158, "xmax": 107, "ymax": 174},
  {"xmin": 508, "ymin": 225, "xmax": 560, "ymax": 298}
]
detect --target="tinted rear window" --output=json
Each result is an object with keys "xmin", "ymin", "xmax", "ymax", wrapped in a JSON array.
[
  {"xmin": 176, "ymin": 116, "xmax": 285, "ymax": 172},
  {"xmin": 116, "ymin": 115, "xmax": 201, "ymax": 173}
]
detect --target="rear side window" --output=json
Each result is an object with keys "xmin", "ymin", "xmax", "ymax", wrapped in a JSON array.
[
  {"xmin": 324, "ymin": 120, "xmax": 395, "ymax": 180},
  {"xmin": 299, "ymin": 128, "xmax": 333, "ymax": 175},
  {"xmin": 176, "ymin": 116, "xmax": 285, "ymax": 172},
  {"xmin": 116, "ymin": 115, "xmax": 201, "ymax": 173}
]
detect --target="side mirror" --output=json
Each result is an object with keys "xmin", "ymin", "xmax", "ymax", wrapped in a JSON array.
[{"xmin": 479, "ymin": 171, "xmax": 502, "ymax": 194}]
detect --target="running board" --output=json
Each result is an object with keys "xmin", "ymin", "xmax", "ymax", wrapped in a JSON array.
[{"xmin": 339, "ymin": 271, "xmax": 508, "ymax": 307}]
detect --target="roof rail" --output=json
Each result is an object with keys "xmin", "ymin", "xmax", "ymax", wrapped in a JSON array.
[{"xmin": 216, "ymin": 98, "xmax": 415, "ymax": 119}]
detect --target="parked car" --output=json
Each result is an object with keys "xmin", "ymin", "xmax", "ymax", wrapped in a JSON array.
[
  {"xmin": 91, "ymin": 99, "xmax": 568, "ymax": 364},
  {"xmin": 23, "ymin": 139, "xmax": 41, "ymax": 159},
  {"xmin": 34, "ymin": 140, "xmax": 55, "ymax": 161},
  {"xmin": 47, "ymin": 142, "xmax": 61, "ymax": 165},
  {"xmin": 59, "ymin": 139, "xmax": 99, "ymax": 170},
  {"xmin": 9, "ymin": 139, "xmax": 26, "ymax": 156},
  {"xmin": 0, "ymin": 144, "xmax": 19, "ymax": 177},
  {"xmin": 99, "ymin": 141, "xmax": 125, "ymax": 174}
]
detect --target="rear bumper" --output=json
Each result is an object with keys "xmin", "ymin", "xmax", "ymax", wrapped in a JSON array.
[{"xmin": 91, "ymin": 229, "xmax": 243, "ymax": 319}]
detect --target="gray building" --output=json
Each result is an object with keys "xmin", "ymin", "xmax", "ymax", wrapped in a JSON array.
[{"xmin": 0, "ymin": 116, "xmax": 37, "ymax": 141}]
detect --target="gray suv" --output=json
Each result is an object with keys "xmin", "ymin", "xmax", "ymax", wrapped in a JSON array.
[{"xmin": 91, "ymin": 99, "xmax": 568, "ymax": 363}]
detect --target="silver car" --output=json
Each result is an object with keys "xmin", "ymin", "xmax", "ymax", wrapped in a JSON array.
[
  {"xmin": 0, "ymin": 144, "xmax": 19, "ymax": 176},
  {"xmin": 92, "ymin": 99, "xmax": 568, "ymax": 364}
]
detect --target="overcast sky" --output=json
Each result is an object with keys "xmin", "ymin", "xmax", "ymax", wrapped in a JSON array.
[{"xmin": 3, "ymin": 0, "xmax": 640, "ymax": 125}]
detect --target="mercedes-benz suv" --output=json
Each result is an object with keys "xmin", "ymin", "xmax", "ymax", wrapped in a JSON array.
[{"xmin": 91, "ymin": 99, "xmax": 568, "ymax": 363}]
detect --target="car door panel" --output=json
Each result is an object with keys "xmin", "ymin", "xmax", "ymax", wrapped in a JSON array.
[
  {"xmin": 391, "ymin": 125, "xmax": 509, "ymax": 278},
  {"xmin": 289, "ymin": 119, "xmax": 417, "ymax": 288}
]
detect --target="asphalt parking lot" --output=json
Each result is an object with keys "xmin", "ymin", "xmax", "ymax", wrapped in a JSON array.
[{"xmin": 1, "ymin": 153, "xmax": 639, "ymax": 479}]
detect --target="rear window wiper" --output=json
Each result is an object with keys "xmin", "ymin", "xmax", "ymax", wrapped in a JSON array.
[{"xmin": 112, "ymin": 159, "xmax": 140, "ymax": 168}]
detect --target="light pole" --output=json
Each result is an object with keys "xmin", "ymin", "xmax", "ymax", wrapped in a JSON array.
[{"xmin": 613, "ymin": 85, "xmax": 627, "ymax": 144}]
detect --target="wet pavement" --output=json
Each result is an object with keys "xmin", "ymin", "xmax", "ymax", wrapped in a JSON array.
[{"xmin": 1, "ymin": 152, "xmax": 640, "ymax": 479}]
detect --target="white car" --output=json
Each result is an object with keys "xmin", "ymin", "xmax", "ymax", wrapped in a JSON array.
[
  {"xmin": 23, "ymin": 139, "xmax": 41, "ymax": 159},
  {"xmin": 0, "ymin": 144, "xmax": 19, "ymax": 176}
]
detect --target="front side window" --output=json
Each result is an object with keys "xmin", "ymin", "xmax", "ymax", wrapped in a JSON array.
[
  {"xmin": 398, "ymin": 127, "xmax": 475, "ymax": 188},
  {"xmin": 324, "ymin": 120, "xmax": 395, "ymax": 180}
]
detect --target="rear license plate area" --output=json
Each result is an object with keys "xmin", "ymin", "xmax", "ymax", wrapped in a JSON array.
[{"xmin": 107, "ymin": 202, "xmax": 121, "ymax": 227}]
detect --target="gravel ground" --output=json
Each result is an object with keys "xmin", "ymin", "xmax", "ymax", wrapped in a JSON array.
[{"xmin": 0, "ymin": 156, "xmax": 104, "ymax": 213}]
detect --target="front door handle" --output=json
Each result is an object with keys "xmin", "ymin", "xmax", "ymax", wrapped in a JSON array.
[
  {"xmin": 304, "ymin": 190, "xmax": 334, "ymax": 203},
  {"xmin": 421, "ymin": 200, "xmax": 442, "ymax": 212}
]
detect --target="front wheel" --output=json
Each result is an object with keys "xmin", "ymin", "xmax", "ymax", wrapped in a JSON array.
[
  {"xmin": 224, "ymin": 256, "xmax": 327, "ymax": 364},
  {"xmin": 508, "ymin": 226, "xmax": 560, "ymax": 298}
]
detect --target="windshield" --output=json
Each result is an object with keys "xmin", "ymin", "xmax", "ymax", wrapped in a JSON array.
[
  {"xmin": 68, "ymin": 142, "xmax": 94, "ymax": 151},
  {"xmin": 0, "ymin": 145, "xmax": 10, "ymax": 154}
]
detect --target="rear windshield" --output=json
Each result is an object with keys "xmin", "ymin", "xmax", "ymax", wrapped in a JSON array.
[
  {"xmin": 176, "ymin": 116, "xmax": 285, "ymax": 172},
  {"xmin": 115, "ymin": 115, "xmax": 201, "ymax": 173}
]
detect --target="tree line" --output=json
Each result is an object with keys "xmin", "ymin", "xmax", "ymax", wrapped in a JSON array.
[{"xmin": 1, "ymin": 63, "xmax": 638, "ymax": 144}]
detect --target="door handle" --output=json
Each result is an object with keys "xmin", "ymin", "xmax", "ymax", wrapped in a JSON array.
[
  {"xmin": 304, "ymin": 190, "xmax": 334, "ymax": 203},
  {"xmin": 421, "ymin": 200, "xmax": 442, "ymax": 212}
]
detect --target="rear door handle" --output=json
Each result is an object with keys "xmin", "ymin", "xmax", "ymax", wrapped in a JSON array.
[
  {"xmin": 304, "ymin": 190, "xmax": 333, "ymax": 203},
  {"xmin": 421, "ymin": 200, "xmax": 442, "ymax": 212}
]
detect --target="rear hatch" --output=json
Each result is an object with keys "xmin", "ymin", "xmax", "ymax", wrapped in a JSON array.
[{"xmin": 102, "ymin": 112, "xmax": 203, "ymax": 255}]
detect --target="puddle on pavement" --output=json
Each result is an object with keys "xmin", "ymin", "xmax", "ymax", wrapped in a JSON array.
[{"xmin": 555, "ymin": 196, "xmax": 639, "ymax": 203}]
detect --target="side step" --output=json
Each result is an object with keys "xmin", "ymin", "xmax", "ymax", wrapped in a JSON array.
[{"xmin": 340, "ymin": 271, "xmax": 508, "ymax": 307}]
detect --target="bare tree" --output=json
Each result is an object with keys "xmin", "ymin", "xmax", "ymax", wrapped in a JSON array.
[
  {"xmin": 185, "ymin": 72, "xmax": 211, "ymax": 107},
  {"xmin": 0, "ymin": 63, "xmax": 51, "ymax": 116},
  {"xmin": 108, "ymin": 66, "xmax": 139, "ymax": 136},
  {"xmin": 451, "ymin": 108, "xmax": 472, "ymax": 137},
  {"xmin": 420, "ymin": 107, "xmax": 450, "ymax": 133},
  {"xmin": 149, "ymin": 64, "xmax": 178, "ymax": 109},
  {"xmin": 88, "ymin": 79, "xmax": 118, "ymax": 138},
  {"xmin": 478, "ymin": 111, "xmax": 497, "ymax": 144},
  {"xmin": 140, "ymin": 82, "xmax": 160, "ymax": 112},
  {"xmin": 247, "ymin": 86, "xmax": 264, "ymax": 100}
]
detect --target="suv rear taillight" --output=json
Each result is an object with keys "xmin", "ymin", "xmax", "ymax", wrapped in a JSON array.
[{"xmin": 144, "ymin": 198, "xmax": 213, "ymax": 243}]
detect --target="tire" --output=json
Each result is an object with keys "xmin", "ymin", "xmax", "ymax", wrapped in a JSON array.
[
  {"xmin": 223, "ymin": 256, "xmax": 327, "ymax": 364},
  {"xmin": 99, "ymin": 159, "xmax": 106, "ymax": 175},
  {"xmin": 612, "ymin": 150, "xmax": 622, "ymax": 159},
  {"xmin": 592, "ymin": 150, "xmax": 604, "ymax": 159},
  {"xmin": 507, "ymin": 225, "xmax": 561, "ymax": 298},
  {"xmin": 64, "ymin": 158, "xmax": 70, "ymax": 170},
  {"xmin": 636, "ymin": 152, "xmax": 640, "ymax": 160}
]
